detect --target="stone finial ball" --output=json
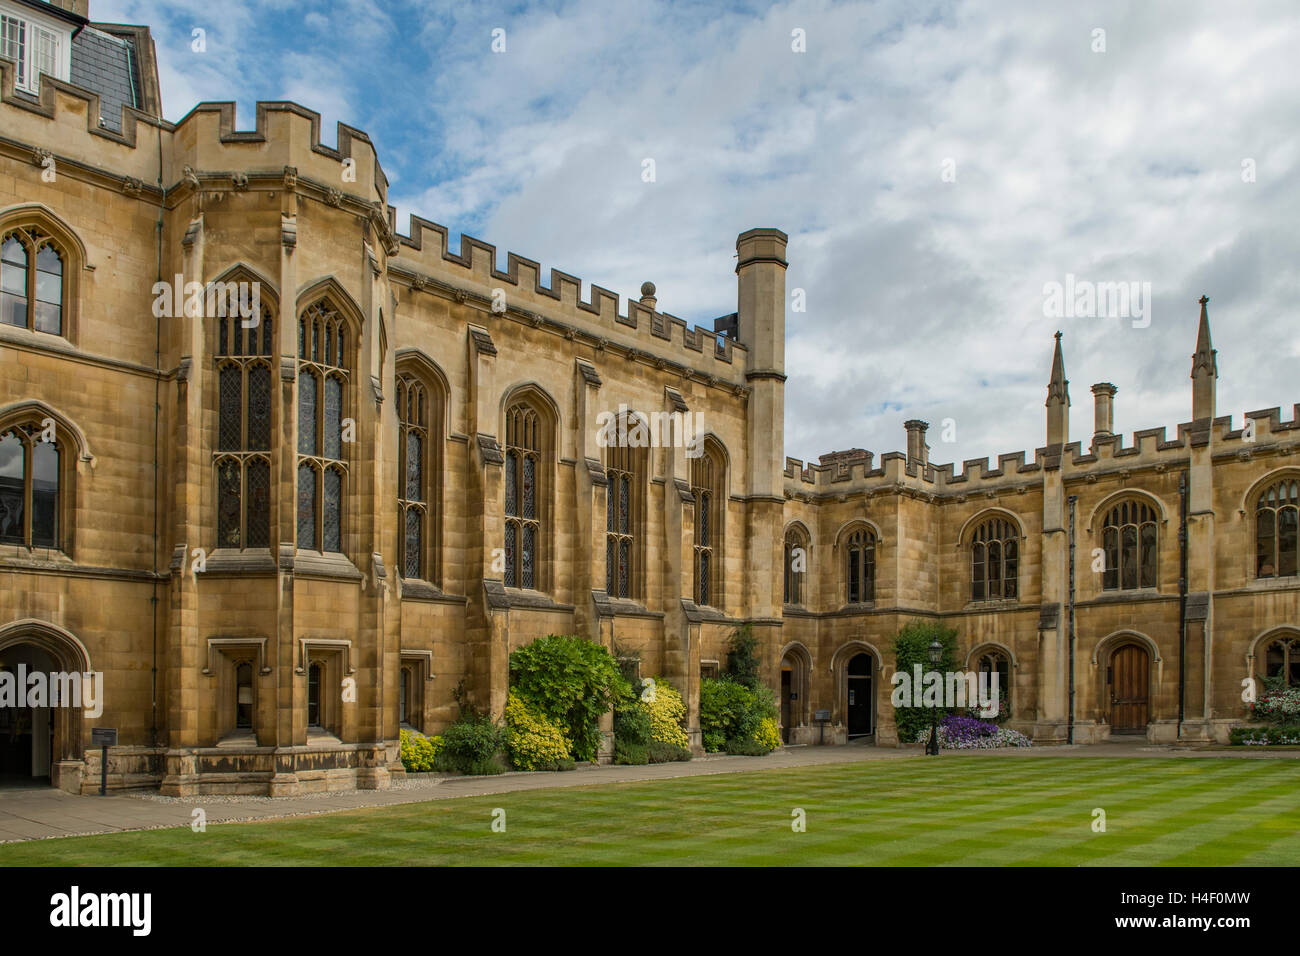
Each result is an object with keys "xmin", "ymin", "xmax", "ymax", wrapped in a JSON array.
[{"xmin": 640, "ymin": 281, "xmax": 656, "ymax": 298}]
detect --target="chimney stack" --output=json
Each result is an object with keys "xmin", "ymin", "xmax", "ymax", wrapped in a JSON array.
[
  {"xmin": 1091, "ymin": 383, "xmax": 1117, "ymax": 448},
  {"xmin": 904, "ymin": 420, "xmax": 930, "ymax": 466}
]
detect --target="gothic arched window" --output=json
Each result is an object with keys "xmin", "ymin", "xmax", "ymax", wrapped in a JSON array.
[
  {"xmin": 1262, "ymin": 634, "xmax": 1300, "ymax": 687},
  {"xmin": 605, "ymin": 436, "xmax": 641, "ymax": 600},
  {"xmin": 504, "ymin": 401, "xmax": 543, "ymax": 589},
  {"xmin": 845, "ymin": 528, "xmax": 875, "ymax": 603},
  {"xmin": 1101, "ymin": 499, "xmax": 1158, "ymax": 590},
  {"xmin": 215, "ymin": 305, "xmax": 273, "ymax": 549},
  {"xmin": 971, "ymin": 516, "xmax": 1019, "ymax": 602},
  {"xmin": 783, "ymin": 528, "xmax": 808, "ymax": 605},
  {"xmin": 397, "ymin": 375, "xmax": 429, "ymax": 580},
  {"xmin": 691, "ymin": 442, "xmax": 724, "ymax": 608},
  {"xmin": 1, "ymin": 225, "xmax": 64, "ymax": 334},
  {"xmin": 1256, "ymin": 478, "xmax": 1299, "ymax": 579},
  {"xmin": 297, "ymin": 301, "xmax": 348, "ymax": 552},
  {"xmin": 0, "ymin": 423, "xmax": 60, "ymax": 549}
]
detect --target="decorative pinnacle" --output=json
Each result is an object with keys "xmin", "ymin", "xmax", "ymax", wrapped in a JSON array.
[
  {"xmin": 640, "ymin": 281, "xmax": 656, "ymax": 298},
  {"xmin": 1192, "ymin": 294, "xmax": 1217, "ymax": 378},
  {"xmin": 1047, "ymin": 331, "xmax": 1069, "ymax": 405}
]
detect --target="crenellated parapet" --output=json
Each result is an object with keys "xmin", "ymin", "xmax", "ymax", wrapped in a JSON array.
[
  {"xmin": 783, "ymin": 403, "xmax": 1300, "ymax": 505},
  {"xmin": 386, "ymin": 212, "xmax": 748, "ymax": 382}
]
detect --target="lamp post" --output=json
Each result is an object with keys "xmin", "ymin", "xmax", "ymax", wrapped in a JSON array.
[{"xmin": 926, "ymin": 638, "xmax": 943, "ymax": 756}]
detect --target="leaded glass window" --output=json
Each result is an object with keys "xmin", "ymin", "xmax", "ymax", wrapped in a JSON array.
[
  {"xmin": 1101, "ymin": 499, "xmax": 1158, "ymax": 590},
  {"xmin": 846, "ymin": 528, "xmax": 875, "ymax": 603},
  {"xmin": 0, "ymin": 423, "xmax": 60, "ymax": 550},
  {"xmin": 1, "ymin": 226, "xmax": 63, "ymax": 334},
  {"xmin": 504, "ymin": 401, "xmax": 543, "ymax": 589},
  {"xmin": 397, "ymin": 375, "xmax": 432, "ymax": 580},
  {"xmin": 297, "ymin": 302, "xmax": 349, "ymax": 553},
  {"xmin": 1256, "ymin": 479, "xmax": 1299, "ymax": 579},
  {"xmin": 1263, "ymin": 635, "xmax": 1300, "ymax": 687},
  {"xmin": 784, "ymin": 529, "xmax": 807, "ymax": 605},
  {"xmin": 971, "ymin": 516, "xmax": 1019, "ymax": 602},
  {"xmin": 691, "ymin": 451, "xmax": 719, "ymax": 607},
  {"xmin": 605, "ymin": 437, "xmax": 638, "ymax": 599},
  {"xmin": 213, "ymin": 305, "xmax": 273, "ymax": 550}
]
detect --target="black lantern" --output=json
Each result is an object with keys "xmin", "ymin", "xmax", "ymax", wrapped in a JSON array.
[{"xmin": 926, "ymin": 638, "xmax": 942, "ymax": 755}]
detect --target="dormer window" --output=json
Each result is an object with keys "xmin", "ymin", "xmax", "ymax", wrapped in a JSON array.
[{"xmin": 0, "ymin": 2, "xmax": 73, "ymax": 95}]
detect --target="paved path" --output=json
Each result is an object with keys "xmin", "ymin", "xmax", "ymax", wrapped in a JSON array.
[{"xmin": 0, "ymin": 739, "xmax": 1293, "ymax": 844}]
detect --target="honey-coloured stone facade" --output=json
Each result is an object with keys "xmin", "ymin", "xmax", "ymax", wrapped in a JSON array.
[{"xmin": 1, "ymin": 15, "xmax": 1296, "ymax": 795}]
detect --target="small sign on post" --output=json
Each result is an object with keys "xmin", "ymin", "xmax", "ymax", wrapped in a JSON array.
[
  {"xmin": 814, "ymin": 709, "xmax": 831, "ymax": 745},
  {"xmin": 91, "ymin": 727, "xmax": 117, "ymax": 796}
]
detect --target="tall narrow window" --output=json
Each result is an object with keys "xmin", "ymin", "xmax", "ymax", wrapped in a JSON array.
[
  {"xmin": 976, "ymin": 650, "xmax": 1011, "ymax": 719},
  {"xmin": 504, "ymin": 401, "xmax": 542, "ymax": 589},
  {"xmin": 297, "ymin": 302, "xmax": 349, "ymax": 552},
  {"xmin": 784, "ymin": 529, "xmax": 807, "ymax": 605},
  {"xmin": 1101, "ymin": 499, "xmax": 1158, "ymax": 590},
  {"xmin": 605, "ymin": 439, "xmax": 637, "ymax": 599},
  {"xmin": 845, "ymin": 528, "xmax": 876, "ymax": 603},
  {"xmin": 1256, "ymin": 479, "xmax": 1299, "ymax": 579},
  {"xmin": 971, "ymin": 516, "xmax": 1018, "ymax": 602},
  {"xmin": 0, "ymin": 17, "xmax": 25, "ymax": 90},
  {"xmin": 0, "ymin": 424, "xmax": 60, "ymax": 550},
  {"xmin": 397, "ymin": 376, "xmax": 429, "ymax": 580},
  {"xmin": 1, "ymin": 227, "xmax": 63, "ymax": 334},
  {"xmin": 691, "ymin": 450, "xmax": 721, "ymax": 607},
  {"xmin": 214, "ymin": 306, "xmax": 273, "ymax": 550}
]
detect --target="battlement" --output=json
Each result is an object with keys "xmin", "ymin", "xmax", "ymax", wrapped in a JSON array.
[
  {"xmin": 0, "ymin": 79, "xmax": 749, "ymax": 378},
  {"xmin": 387, "ymin": 213, "xmax": 747, "ymax": 379},
  {"xmin": 784, "ymin": 402, "xmax": 1300, "ymax": 502}
]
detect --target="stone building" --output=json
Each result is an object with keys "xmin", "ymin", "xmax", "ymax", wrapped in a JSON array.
[{"xmin": 0, "ymin": 1, "xmax": 1296, "ymax": 794}]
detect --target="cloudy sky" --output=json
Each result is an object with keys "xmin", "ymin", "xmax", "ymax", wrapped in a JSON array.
[{"xmin": 98, "ymin": 0, "xmax": 1300, "ymax": 468}]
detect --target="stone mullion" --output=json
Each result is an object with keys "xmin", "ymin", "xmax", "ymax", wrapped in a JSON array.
[
  {"xmin": 270, "ymin": 178, "xmax": 299, "ymax": 791},
  {"xmin": 160, "ymin": 208, "xmax": 205, "ymax": 795}
]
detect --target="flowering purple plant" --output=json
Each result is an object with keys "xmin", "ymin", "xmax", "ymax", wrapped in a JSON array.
[{"xmin": 915, "ymin": 714, "xmax": 1032, "ymax": 749}]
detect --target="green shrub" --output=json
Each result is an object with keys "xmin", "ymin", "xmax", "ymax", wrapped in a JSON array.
[
  {"xmin": 399, "ymin": 728, "xmax": 441, "ymax": 773},
  {"xmin": 433, "ymin": 714, "xmax": 509, "ymax": 775},
  {"xmin": 643, "ymin": 678, "xmax": 690, "ymax": 749},
  {"xmin": 892, "ymin": 619, "xmax": 960, "ymax": 743},
  {"xmin": 614, "ymin": 742, "xmax": 649, "ymax": 765},
  {"xmin": 554, "ymin": 757, "xmax": 577, "ymax": 771},
  {"xmin": 725, "ymin": 624, "xmax": 762, "ymax": 690},
  {"xmin": 724, "ymin": 737, "xmax": 771, "ymax": 756},
  {"xmin": 509, "ymin": 634, "xmax": 630, "ymax": 762},
  {"xmin": 1230, "ymin": 724, "xmax": 1300, "ymax": 745},
  {"xmin": 700, "ymin": 678, "xmax": 779, "ymax": 754},
  {"xmin": 614, "ymin": 702, "xmax": 653, "ymax": 748},
  {"xmin": 505, "ymin": 691, "xmax": 572, "ymax": 771},
  {"xmin": 647, "ymin": 739, "xmax": 691, "ymax": 763}
]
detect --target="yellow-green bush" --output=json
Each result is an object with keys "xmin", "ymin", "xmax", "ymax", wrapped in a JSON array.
[
  {"xmin": 754, "ymin": 716, "xmax": 781, "ymax": 753},
  {"xmin": 399, "ymin": 728, "xmax": 442, "ymax": 773},
  {"xmin": 644, "ymin": 678, "xmax": 690, "ymax": 749},
  {"xmin": 505, "ymin": 691, "xmax": 572, "ymax": 770}
]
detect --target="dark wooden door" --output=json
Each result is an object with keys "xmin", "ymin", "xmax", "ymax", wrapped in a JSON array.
[
  {"xmin": 847, "ymin": 653, "xmax": 873, "ymax": 736},
  {"xmin": 780, "ymin": 669, "xmax": 792, "ymax": 744},
  {"xmin": 1111, "ymin": 645, "xmax": 1149, "ymax": 733}
]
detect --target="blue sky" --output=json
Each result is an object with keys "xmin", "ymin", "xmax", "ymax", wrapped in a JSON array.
[{"xmin": 97, "ymin": 0, "xmax": 1300, "ymax": 467}]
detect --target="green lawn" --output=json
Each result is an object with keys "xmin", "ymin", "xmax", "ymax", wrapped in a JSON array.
[{"xmin": 4, "ymin": 756, "xmax": 1299, "ymax": 866}]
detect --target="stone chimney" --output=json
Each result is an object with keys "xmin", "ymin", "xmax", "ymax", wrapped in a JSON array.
[
  {"xmin": 904, "ymin": 420, "xmax": 930, "ymax": 466},
  {"xmin": 47, "ymin": 0, "xmax": 89, "ymax": 17},
  {"xmin": 1091, "ymin": 383, "xmax": 1117, "ymax": 448}
]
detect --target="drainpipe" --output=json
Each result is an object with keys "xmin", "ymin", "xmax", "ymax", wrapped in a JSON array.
[
  {"xmin": 150, "ymin": 118, "xmax": 164, "ymax": 750},
  {"xmin": 1178, "ymin": 470, "xmax": 1188, "ymax": 739},
  {"xmin": 1067, "ymin": 495, "xmax": 1077, "ymax": 745}
]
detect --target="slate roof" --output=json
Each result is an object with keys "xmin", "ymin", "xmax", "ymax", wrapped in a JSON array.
[{"xmin": 69, "ymin": 25, "xmax": 140, "ymax": 132}]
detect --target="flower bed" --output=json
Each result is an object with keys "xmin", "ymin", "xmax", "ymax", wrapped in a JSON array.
[
  {"xmin": 1230, "ymin": 725, "xmax": 1300, "ymax": 746},
  {"xmin": 913, "ymin": 715, "xmax": 1032, "ymax": 749}
]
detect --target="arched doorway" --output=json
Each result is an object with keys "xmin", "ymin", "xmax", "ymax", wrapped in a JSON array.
[
  {"xmin": 0, "ymin": 643, "xmax": 57, "ymax": 785},
  {"xmin": 846, "ymin": 652, "xmax": 874, "ymax": 738},
  {"xmin": 0, "ymin": 621, "xmax": 90, "ymax": 789},
  {"xmin": 1109, "ymin": 644, "xmax": 1150, "ymax": 734},
  {"xmin": 778, "ymin": 644, "xmax": 811, "ymax": 744}
]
